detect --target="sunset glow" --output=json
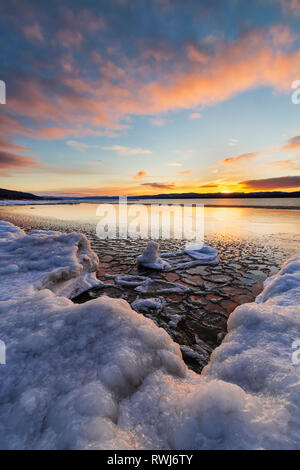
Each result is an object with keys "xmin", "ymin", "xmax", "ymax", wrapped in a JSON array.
[{"xmin": 0, "ymin": 1, "xmax": 300, "ymax": 196}]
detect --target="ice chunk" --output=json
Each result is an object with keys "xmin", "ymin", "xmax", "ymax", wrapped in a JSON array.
[
  {"xmin": 135, "ymin": 278, "xmax": 190, "ymax": 294},
  {"xmin": 137, "ymin": 241, "xmax": 171, "ymax": 270},
  {"xmin": 131, "ymin": 297, "xmax": 166, "ymax": 313},
  {"xmin": 113, "ymin": 274, "xmax": 148, "ymax": 287},
  {"xmin": 0, "ymin": 221, "xmax": 102, "ymax": 300},
  {"xmin": 184, "ymin": 245, "xmax": 219, "ymax": 264}
]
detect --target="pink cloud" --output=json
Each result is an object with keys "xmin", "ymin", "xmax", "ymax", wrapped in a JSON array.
[
  {"xmin": 3, "ymin": 24, "xmax": 300, "ymax": 148},
  {"xmin": 133, "ymin": 171, "xmax": 148, "ymax": 179},
  {"xmin": 23, "ymin": 24, "xmax": 44, "ymax": 42},
  {"xmin": 0, "ymin": 150, "xmax": 39, "ymax": 169},
  {"xmin": 222, "ymin": 153, "xmax": 258, "ymax": 164}
]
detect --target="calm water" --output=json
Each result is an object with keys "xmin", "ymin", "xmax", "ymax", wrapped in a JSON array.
[
  {"xmin": 131, "ymin": 197, "xmax": 300, "ymax": 209},
  {"xmin": 0, "ymin": 201, "xmax": 299, "ymax": 255}
]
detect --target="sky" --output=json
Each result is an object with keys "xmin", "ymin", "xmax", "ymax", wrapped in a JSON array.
[{"xmin": 0, "ymin": 0, "xmax": 300, "ymax": 197}]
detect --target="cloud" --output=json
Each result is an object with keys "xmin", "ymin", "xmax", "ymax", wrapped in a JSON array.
[
  {"xmin": 66, "ymin": 141, "xmax": 152, "ymax": 156},
  {"xmin": 102, "ymin": 145, "xmax": 152, "ymax": 156},
  {"xmin": 23, "ymin": 24, "xmax": 44, "ymax": 42},
  {"xmin": 0, "ymin": 136, "xmax": 32, "ymax": 153},
  {"xmin": 189, "ymin": 112, "xmax": 201, "ymax": 119},
  {"xmin": 0, "ymin": 150, "xmax": 39, "ymax": 169},
  {"xmin": 278, "ymin": 0, "xmax": 300, "ymax": 14},
  {"xmin": 178, "ymin": 170, "xmax": 192, "ymax": 175},
  {"xmin": 133, "ymin": 171, "xmax": 147, "ymax": 179},
  {"xmin": 167, "ymin": 162, "xmax": 182, "ymax": 166},
  {"xmin": 271, "ymin": 158, "xmax": 300, "ymax": 170},
  {"xmin": 222, "ymin": 152, "xmax": 257, "ymax": 164},
  {"xmin": 149, "ymin": 117, "xmax": 167, "ymax": 126},
  {"xmin": 198, "ymin": 183, "xmax": 219, "ymax": 188},
  {"xmin": 2, "ymin": 20, "xmax": 300, "ymax": 149},
  {"xmin": 66, "ymin": 140, "xmax": 92, "ymax": 152},
  {"xmin": 240, "ymin": 175, "xmax": 300, "ymax": 190},
  {"xmin": 281, "ymin": 135, "xmax": 300, "ymax": 151},
  {"xmin": 141, "ymin": 182, "xmax": 176, "ymax": 189},
  {"xmin": 228, "ymin": 138, "xmax": 239, "ymax": 147}
]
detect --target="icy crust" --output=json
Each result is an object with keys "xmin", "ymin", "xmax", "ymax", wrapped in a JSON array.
[
  {"xmin": 0, "ymin": 221, "xmax": 102, "ymax": 300},
  {"xmin": 0, "ymin": 223, "xmax": 300, "ymax": 449}
]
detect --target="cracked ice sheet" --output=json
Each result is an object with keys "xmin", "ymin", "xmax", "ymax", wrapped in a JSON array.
[{"xmin": 0, "ymin": 221, "xmax": 102, "ymax": 300}]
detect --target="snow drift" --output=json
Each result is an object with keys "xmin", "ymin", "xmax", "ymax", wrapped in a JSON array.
[
  {"xmin": 0, "ymin": 222, "xmax": 299, "ymax": 449},
  {"xmin": 0, "ymin": 221, "xmax": 102, "ymax": 300}
]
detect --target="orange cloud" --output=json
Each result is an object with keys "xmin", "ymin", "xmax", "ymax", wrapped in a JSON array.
[
  {"xmin": 281, "ymin": 135, "xmax": 300, "ymax": 151},
  {"xmin": 179, "ymin": 170, "xmax": 192, "ymax": 175},
  {"xmin": 271, "ymin": 158, "xmax": 300, "ymax": 170},
  {"xmin": 3, "ymin": 24, "xmax": 300, "ymax": 155},
  {"xmin": 222, "ymin": 152, "xmax": 257, "ymax": 164},
  {"xmin": 133, "ymin": 171, "xmax": 147, "ymax": 179}
]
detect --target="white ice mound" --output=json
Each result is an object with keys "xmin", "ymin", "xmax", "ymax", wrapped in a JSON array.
[
  {"xmin": 137, "ymin": 241, "xmax": 171, "ymax": 270},
  {"xmin": 184, "ymin": 244, "xmax": 219, "ymax": 263},
  {"xmin": 159, "ymin": 244, "xmax": 219, "ymax": 270},
  {"xmin": 256, "ymin": 253, "xmax": 300, "ymax": 305},
  {"xmin": 0, "ymin": 221, "xmax": 102, "ymax": 300}
]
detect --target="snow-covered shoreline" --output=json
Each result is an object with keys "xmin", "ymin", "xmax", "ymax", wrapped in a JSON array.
[
  {"xmin": 0, "ymin": 221, "xmax": 299, "ymax": 449},
  {"xmin": 0, "ymin": 200, "xmax": 79, "ymax": 206}
]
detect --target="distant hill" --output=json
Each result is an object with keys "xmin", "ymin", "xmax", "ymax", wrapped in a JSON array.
[
  {"xmin": 127, "ymin": 191, "xmax": 300, "ymax": 199},
  {"xmin": 0, "ymin": 188, "xmax": 43, "ymax": 200},
  {"xmin": 63, "ymin": 191, "xmax": 300, "ymax": 200}
]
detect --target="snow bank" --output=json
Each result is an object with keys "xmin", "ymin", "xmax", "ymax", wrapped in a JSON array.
[
  {"xmin": 0, "ymin": 221, "xmax": 102, "ymax": 300},
  {"xmin": 0, "ymin": 222, "xmax": 300, "ymax": 449}
]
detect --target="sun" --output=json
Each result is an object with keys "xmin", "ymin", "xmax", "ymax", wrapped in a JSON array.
[{"xmin": 221, "ymin": 190, "xmax": 230, "ymax": 194}]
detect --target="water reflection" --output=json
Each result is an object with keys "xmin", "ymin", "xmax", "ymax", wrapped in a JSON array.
[{"xmin": 0, "ymin": 202, "xmax": 299, "ymax": 239}]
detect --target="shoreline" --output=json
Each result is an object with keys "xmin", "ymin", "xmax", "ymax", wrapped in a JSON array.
[
  {"xmin": 0, "ymin": 213, "xmax": 289, "ymax": 373},
  {"xmin": 0, "ymin": 199, "xmax": 300, "ymax": 210},
  {"xmin": 0, "ymin": 220, "xmax": 299, "ymax": 449}
]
